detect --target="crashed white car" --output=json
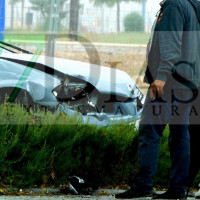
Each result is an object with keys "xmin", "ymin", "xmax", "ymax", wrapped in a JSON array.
[{"xmin": 0, "ymin": 42, "xmax": 144, "ymax": 125}]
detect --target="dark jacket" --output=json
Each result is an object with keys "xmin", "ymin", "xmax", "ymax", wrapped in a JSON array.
[{"xmin": 144, "ymin": 0, "xmax": 200, "ymax": 88}]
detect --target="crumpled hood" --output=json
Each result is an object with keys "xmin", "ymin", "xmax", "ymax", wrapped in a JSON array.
[
  {"xmin": 1, "ymin": 54, "xmax": 137, "ymax": 98},
  {"xmin": 188, "ymin": 0, "xmax": 200, "ymax": 22}
]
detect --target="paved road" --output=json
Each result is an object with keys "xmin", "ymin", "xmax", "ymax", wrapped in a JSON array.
[
  {"xmin": 0, "ymin": 188, "xmax": 198, "ymax": 199},
  {"xmin": 0, "ymin": 196, "xmax": 197, "ymax": 200},
  {"xmin": 0, "ymin": 196, "xmax": 116, "ymax": 200}
]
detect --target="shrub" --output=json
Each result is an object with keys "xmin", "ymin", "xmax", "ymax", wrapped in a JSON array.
[
  {"xmin": 0, "ymin": 103, "xmax": 139, "ymax": 188},
  {"xmin": 0, "ymin": 103, "xmax": 180, "ymax": 189},
  {"xmin": 124, "ymin": 12, "xmax": 144, "ymax": 32}
]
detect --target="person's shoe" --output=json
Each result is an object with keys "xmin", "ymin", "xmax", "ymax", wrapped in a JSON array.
[
  {"xmin": 152, "ymin": 190, "xmax": 186, "ymax": 200},
  {"xmin": 115, "ymin": 188, "xmax": 152, "ymax": 199}
]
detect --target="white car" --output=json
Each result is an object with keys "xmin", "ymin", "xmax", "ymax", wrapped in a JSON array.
[{"xmin": 0, "ymin": 42, "xmax": 144, "ymax": 125}]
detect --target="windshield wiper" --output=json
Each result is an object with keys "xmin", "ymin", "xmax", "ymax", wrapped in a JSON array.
[
  {"xmin": 0, "ymin": 45, "xmax": 17, "ymax": 53},
  {"xmin": 0, "ymin": 41, "xmax": 33, "ymax": 54}
]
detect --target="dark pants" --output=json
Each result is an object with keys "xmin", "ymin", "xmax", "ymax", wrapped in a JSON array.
[
  {"xmin": 188, "ymin": 87, "xmax": 200, "ymax": 188},
  {"xmin": 133, "ymin": 84, "xmax": 191, "ymax": 194}
]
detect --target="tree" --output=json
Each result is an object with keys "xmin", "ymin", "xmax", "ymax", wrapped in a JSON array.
[
  {"xmin": 124, "ymin": 12, "xmax": 144, "ymax": 32},
  {"xmin": 69, "ymin": 0, "xmax": 80, "ymax": 41},
  {"xmin": 90, "ymin": 0, "xmax": 146, "ymax": 32},
  {"xmin": 21, "ymin": 0, "xmax": 24, "ymax": 28},
  {"xmin": 10, "ymin": 0, "xmax": 21, "ymax": 30},
  {"xmin": 29, "ymin": 0, "xmax": 69, "ymax": 31}
]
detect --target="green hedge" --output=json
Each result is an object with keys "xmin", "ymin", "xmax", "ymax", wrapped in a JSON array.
[
  {"xmin": 0, "ymin": 103, "xmax": 139, "ymax": 188},
  {"xmin": 0, "ymin": 103, "xmax": 198, "ymax": 189},
  {"xmin": 124, "ymin": 12, "xmax": 144, "ymax": 32}
]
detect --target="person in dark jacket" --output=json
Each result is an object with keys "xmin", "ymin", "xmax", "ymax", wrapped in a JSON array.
[{"xmin": 116, "ymin": 0, "xmax": 200, "ymax": 199}]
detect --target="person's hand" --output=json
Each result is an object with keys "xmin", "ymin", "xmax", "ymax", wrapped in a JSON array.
[{"xmin": 150, "ymin": 80, "xmax": 166, "ymax": 99}]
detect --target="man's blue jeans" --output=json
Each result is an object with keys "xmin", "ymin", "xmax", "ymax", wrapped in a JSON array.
[{"xmin": 133, "ymin": 85, "xmax": 192, "ymax": 194}]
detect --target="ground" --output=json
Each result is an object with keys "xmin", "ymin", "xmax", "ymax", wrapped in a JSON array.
[
  {"xmin": 0, "ymin": 189, "xmax": 198, "ymax": 200},
  {"xmin": 0, "ymin": 195, "xmax": 196, "ymax": 200}
]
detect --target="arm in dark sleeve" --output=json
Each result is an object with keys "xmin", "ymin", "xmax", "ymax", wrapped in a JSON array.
[{"xmin": 156, "ymin": 4, "xmax": 185, "ymax": 82}]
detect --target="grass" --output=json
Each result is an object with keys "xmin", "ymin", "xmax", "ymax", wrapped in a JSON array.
[
  {"xmin": 3, "ymin": 32, "xmax": 150, "ymax": 45},
  {"xmin": 79, "ymin": 32, "xmax": 150, "ymax": 44}
]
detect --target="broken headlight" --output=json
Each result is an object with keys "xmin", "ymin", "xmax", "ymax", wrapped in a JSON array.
[
  {"xmin": 53, "ymin": 75, "xmax": 99, "ymax": 115},
  {"xmin": 52, "ymin": 75, "xmax": 87, "ymax": 101}
]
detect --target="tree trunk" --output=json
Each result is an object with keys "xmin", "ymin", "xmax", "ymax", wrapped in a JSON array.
[
  {"xmin": 10, "ymin": 2, "xmax": 14, "ymax": 30},
  {"xmin": 21, "ymin": 0, "xmax": 24, "ymax": 28},
  {"xmin": 117, "ymin": 1, "xmax": 120, "ymax": 33},
  {"xmin": 69, "ymin": 0, "xmax": 79, "ymax": 41}
]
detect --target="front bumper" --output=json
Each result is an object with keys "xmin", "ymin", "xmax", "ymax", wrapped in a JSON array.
[{"xmin": 57, "ymin": 101, "xmax": 142, "ymax": 126}]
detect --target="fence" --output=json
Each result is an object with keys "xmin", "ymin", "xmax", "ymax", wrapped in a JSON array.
[{"xmin": 3, "ymin": 0, "xmax": 158, "ymax": 34}]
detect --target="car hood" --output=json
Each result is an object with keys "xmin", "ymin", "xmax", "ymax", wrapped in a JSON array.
[{"xmin": 1, "ymin": 53, "xmax": 137, "ymax": 98}]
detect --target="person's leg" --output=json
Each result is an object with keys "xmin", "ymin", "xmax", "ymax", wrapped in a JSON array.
[
  {"xmin": 132, "ymin": 123, "xmax": 164, "ymax": 193},
  {"xmin": 188, "ymin": 88, "xmax": 200, "ymax": 192},
  {"xmin": 153, "ymin": 89, "xmax": 191, "ymax": 199},
  {"xmin": 167, "ymin": 89, "xmax": 191, "ymax": 194},
  {"xmin": 168, "ymin": 124, "xmax": 190, "ymax": 194},
  {"xmin": 188, "ymin": 125, "xmax": 200, "ymax": 189},
  {"xmin": 116, "ymin": 87, "xmax": 170, "ymax": 199},
  {"xmin": 132, "ymin": 85, "xmax": 175, "ymax": 193},
  {"xmin": 186, "ymin": 129, "xmax": 200, "ymax": 198}
]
